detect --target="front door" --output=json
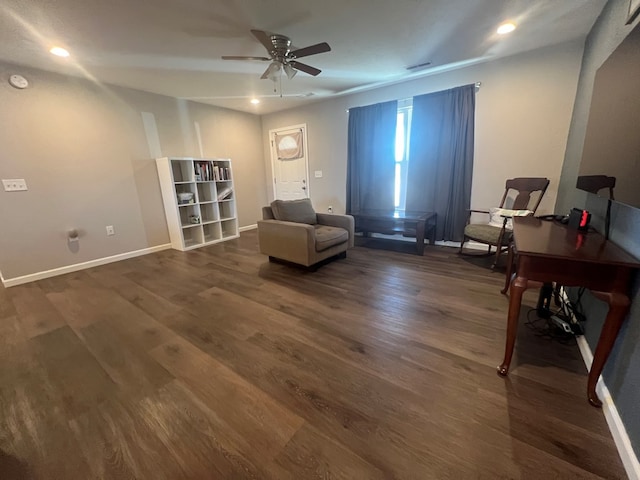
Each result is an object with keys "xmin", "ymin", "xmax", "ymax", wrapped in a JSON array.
[{"xmin": 269, "ymin": 124, "xmax": 309, "ymax": 200}]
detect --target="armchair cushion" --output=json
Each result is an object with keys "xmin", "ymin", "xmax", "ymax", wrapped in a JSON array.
[
  {"xmin": 464, "ymin": 224, "xmax": 512, "ymax": 246},
  {"xmin": 270, "ymin": 198, "xmax": 317, "ymax": 225},
  {"xmin": 314, "ymin": 225, "xmax": 349, "ymax": 251}
]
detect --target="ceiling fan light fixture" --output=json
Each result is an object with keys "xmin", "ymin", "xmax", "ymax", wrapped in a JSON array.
[
  {"xmin": 266, "ymin": 61, "xmax": 282, "ymax": 81},
  {"xmin": 283, "ymin": 63, "xmax": 297, "ymax": 80}
]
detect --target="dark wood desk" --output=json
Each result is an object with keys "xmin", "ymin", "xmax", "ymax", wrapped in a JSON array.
[
  {"xmin": 352, "ymin": 210, "xmax": 436, "ymax": 255},
  {"xmin": 498, "ymin": 217, "xmax": 640, "ymax": 407}
]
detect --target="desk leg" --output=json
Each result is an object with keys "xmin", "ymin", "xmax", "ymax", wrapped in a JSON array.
[
  {"xmin": 501, "ymin": 243, "xmax": 514, "ymax": 295},
  {"xmin": 587, "ymin": 292, "xmax": 630, "ymax": 407},
  {"xmin": 498, "ymin": 276, "xmax": 527, "ymax": 376},
  {"xmin": 416, "ymin": 220, "xmax": 426, "ymax": 255}
]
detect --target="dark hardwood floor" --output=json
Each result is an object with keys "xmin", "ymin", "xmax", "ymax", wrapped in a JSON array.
[{"xmin": 0, "ymin": 230, "xmax": 626, "ymax": 479}]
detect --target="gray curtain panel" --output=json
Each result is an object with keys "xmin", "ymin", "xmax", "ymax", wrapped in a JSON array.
[
  {"xmin": 347, "ymin": 100, "xmax": 398, "ymax": 213},
  {"xmin": 406, "ymin": 84, "xmax": 475, "ymax": 241}
]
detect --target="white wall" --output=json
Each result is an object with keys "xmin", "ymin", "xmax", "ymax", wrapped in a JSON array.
[
  {"xmin": 0, "ymin": 62, "xmax": 267, "ymax": 281},
  {"xmin": 261, "ymin": 41, "xmax": 585, "ymax": 217},
  {"xmin": 0, "ymin": 40, "xmax": 586, "ymax": 282}
]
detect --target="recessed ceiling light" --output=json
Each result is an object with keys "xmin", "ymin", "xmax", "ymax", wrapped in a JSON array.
[
  {"xmin": 50, "ymin": 46, "xmax": 70, "ymax": 57},
  {"xmin": 497, "ymin": 23, "xmax": 516, "ymax": 35},
  {"xmin": 250, "ymin": 98, "xmax": 260, "ymax": 105}
]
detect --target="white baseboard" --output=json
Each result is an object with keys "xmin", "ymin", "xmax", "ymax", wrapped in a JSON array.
[
  {"xmin": 575, "ymin": 336, "xmax": 640, "ymax": 480},
  {"xmin": 1, "ymin": 244, "xmax": 172, "ymax": 288},
  {"xmin": 239, "ymin": 224, "xmax": 257, "ymax": 232},
  {"xmin": 561, "ymin": 289, "xmax": 639, "ymax": 480},
  {"xmin": 445, "ymin": 240, "xmax": 488, "ymax": 251}
]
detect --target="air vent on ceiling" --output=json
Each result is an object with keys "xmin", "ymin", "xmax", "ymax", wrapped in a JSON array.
[{"xmin": 406, "ymin": 61, "xmax": 432, "ymax": 71}]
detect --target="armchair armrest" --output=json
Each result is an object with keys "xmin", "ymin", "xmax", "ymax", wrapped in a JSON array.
[
  {"xmin": 316, "ymin": 213, "xmax": 355, "ymax": 248},
  {"xmin": 468, "ymin": 209, "xmax": 490, "ymax": 215},
  {"xmin": 464, "ymin": 208, "xmax": 490, "ymax": 226},
  {"xmin": 257, "ymin": 219, "xmax": 315, "ymax": 265}
]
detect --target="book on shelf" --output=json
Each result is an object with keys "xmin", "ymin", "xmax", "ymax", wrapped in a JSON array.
[
  {"xmin": 188, "ymin": 161, "xmax": 231, "ymax": 182},
  {"xmin": 193, "ymin": 161, "xmax": 218, "ymax": 181}
]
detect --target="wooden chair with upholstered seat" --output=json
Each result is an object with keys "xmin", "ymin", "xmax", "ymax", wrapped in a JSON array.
[{"xmin": 459, "ymin": 177, "xmax": 550, "ymax": 269}]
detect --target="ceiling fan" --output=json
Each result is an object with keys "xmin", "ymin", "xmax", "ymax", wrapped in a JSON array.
[{"xmin": 222, "ymin": 29, "xmax": 331, "ymax": 80}]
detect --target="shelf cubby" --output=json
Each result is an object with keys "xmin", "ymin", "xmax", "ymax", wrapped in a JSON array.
[
  {"xmin": 182, "ymin": 225, "xmax": 204, "ymax": 247},
  {"xmin": 218, "ymin": 200, "xmax": 235, "ymax": 220},
  {"xmin": 200, "ymin": 203, "xmax": 219, "ymax": 224},
  {"xmin": 179, "ymin": 204, "xmax": 201, "ymax": 227},
  {"xmin": 197, "ymin": 182, "xmax": 217, "ymax": 203},
  {"xmin": 171, "ymin": 161, "xmax": 194, "ymax": 183},
  {"xmin": 203, "ymin": 223, "xmax": 222, "ymax": 243},
  {"xmin": 221, "ymin": 219, "xmax": 238, "ymax": 238}
]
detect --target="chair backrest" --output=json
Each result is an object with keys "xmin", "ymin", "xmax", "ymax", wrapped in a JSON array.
[
  {"xmin": 499, "ymin": 177, "xmax": 550, "ymax": 213},
  {"xmin": 576, "ymin": 175, "xmax": 616, "ymax": 200}
]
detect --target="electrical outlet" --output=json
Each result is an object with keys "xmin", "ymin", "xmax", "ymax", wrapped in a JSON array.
[
  {"xmin": 327, "ymin": 206, "xmax": 333, "ymax": 213},
  {"xmin": 314, "ymin": 170, "xmax": 323, "ymax": 178},
  {"xmin": 2, "ymin": 179, "xmax": 28, "ymax": 191},
  {"xmin": 106, "ymin": 225, "xmax": 115, "ymax": 236}
]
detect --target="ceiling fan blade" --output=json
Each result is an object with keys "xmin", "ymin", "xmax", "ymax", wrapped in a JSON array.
[
  {"xmin": 251, "ymin": 29, "xmax": 274, "ymax": 53},
  {"xmin": 222, "ymin": 55, "xmax": 270, "ymax": 61},
  {"xmin": 289, "ymin": 42, "xmax": 331, "ymax": 59},
  {"xmin": 290, "ymin": 61, "xmax": 321, "ymax": 76}
]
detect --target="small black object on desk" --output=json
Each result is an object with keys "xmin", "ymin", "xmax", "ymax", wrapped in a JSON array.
[{"xmin": 568, "ymin": 208, "xmax": 591, "ymax": 231}]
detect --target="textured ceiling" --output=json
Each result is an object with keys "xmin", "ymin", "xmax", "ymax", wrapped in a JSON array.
[{"xmin": 0, "ymin": 0, "xmax": 607, "ymax": 114}]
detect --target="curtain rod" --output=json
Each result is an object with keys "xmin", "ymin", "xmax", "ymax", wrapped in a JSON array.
[{"xmin": 346, "ymin": 82, "xmax": 482, "ymax": 112}]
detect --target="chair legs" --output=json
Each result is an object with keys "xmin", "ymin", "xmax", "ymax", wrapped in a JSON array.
[
  {"xmin": 491, "ymin": 247, "xmax": 501, "ymax": 270},
  {"xmin": 460, "ymin": 234, "xmax": 509, "ymax": 269},
  {"xmin": 458, "ymin": 237, "xmax": 467, "ymax": 254},
  {"xmin": 459, "ymin": 236, "xmax": 496, "ymax": 258},
  {"xmin": 491, "ymin": 227, "xmax": 508, "ymax": 270}
]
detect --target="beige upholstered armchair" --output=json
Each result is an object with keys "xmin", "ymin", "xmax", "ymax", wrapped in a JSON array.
[{"xmin": 257, "ymin": 198, "xmax": 354, "ymax": 268}]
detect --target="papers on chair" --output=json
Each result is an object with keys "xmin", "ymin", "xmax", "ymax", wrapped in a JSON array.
[{"xmin": 489, "ymin": 207, "xmax": 533, "ymax": 229}]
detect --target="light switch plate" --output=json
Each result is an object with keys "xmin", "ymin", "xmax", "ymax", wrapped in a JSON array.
[
  {"xmin": 314, "ymin": 170, "xmax": 323, "ymax": 178},
  {"xmin": 2, "ymin": 179, "xmax": 28, "ymax": 191}
]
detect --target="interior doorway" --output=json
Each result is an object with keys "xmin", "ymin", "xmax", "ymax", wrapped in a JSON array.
[{"xmin": 269, "ymin": 124, "xmax": 310, "ymax": 200}]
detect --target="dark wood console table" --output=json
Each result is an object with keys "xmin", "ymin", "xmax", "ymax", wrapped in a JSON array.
[
  {"xmin": 498, "ymin": 216, "xmax": 640, "ymax": 407},
  {"xmin": 351, "ymin": 210, "xmax": 436, "ymax": 255}
]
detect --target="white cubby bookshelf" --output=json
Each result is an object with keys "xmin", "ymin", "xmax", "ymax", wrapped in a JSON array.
[{"xmin": 156, "ymin": 157, "xmax": 239, "ymax": 251}]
